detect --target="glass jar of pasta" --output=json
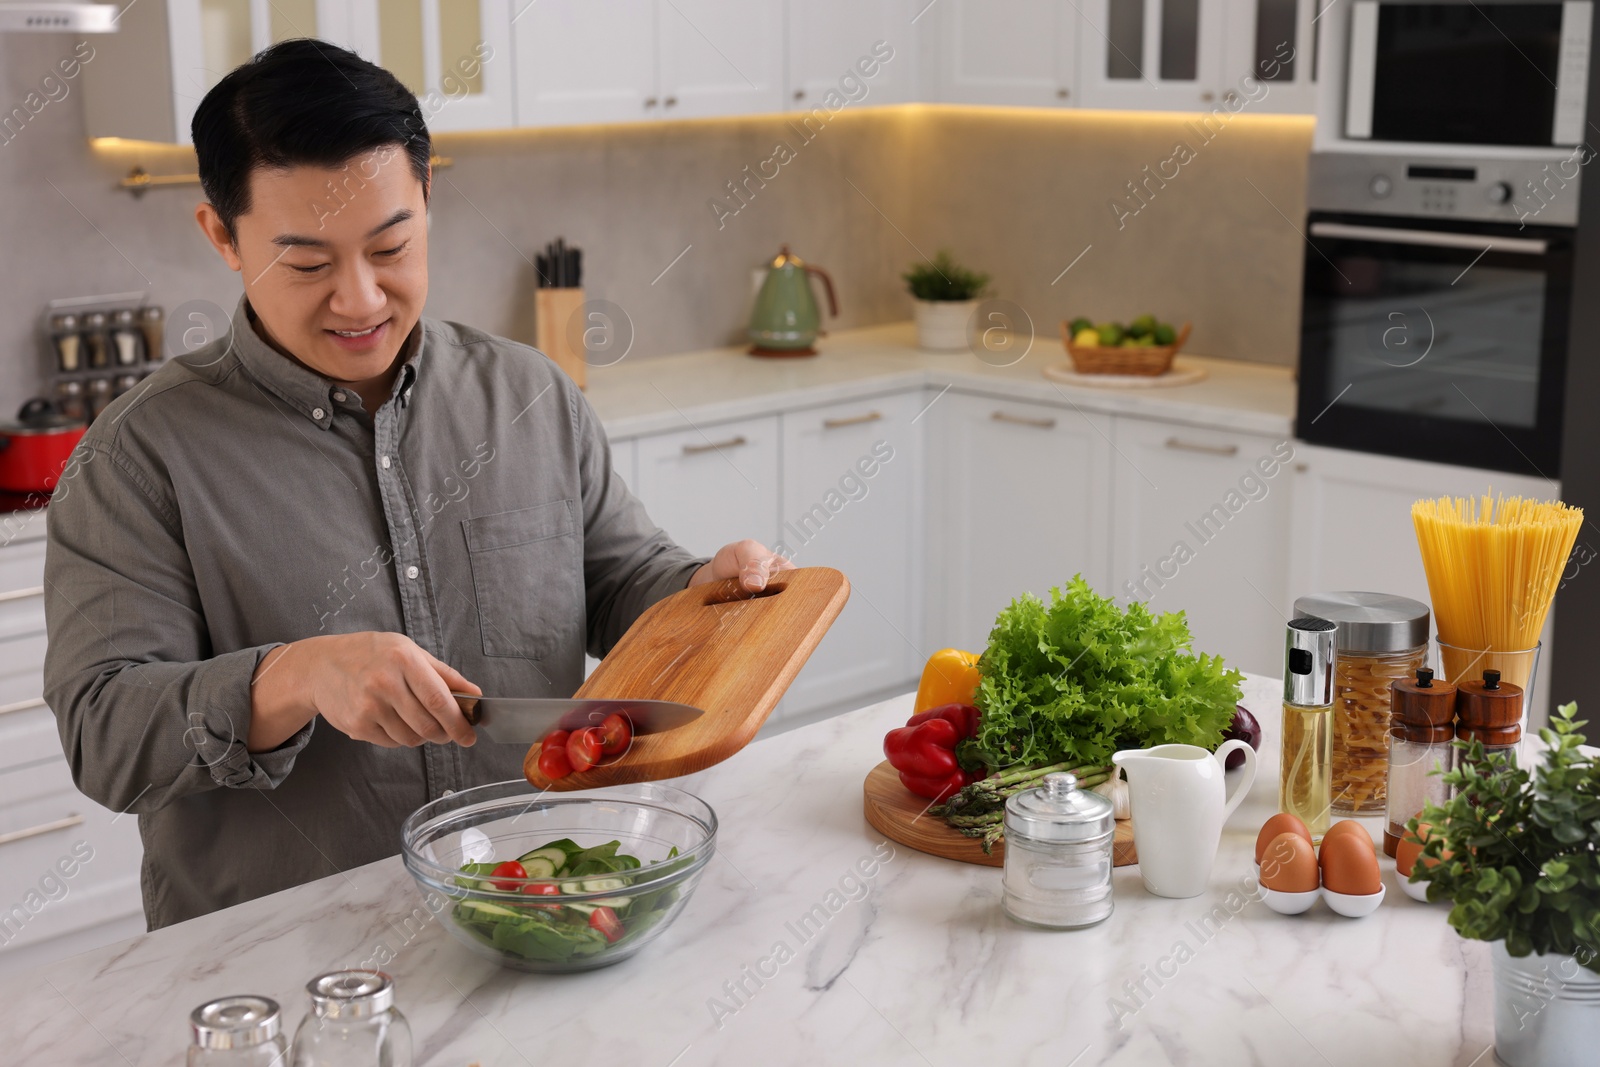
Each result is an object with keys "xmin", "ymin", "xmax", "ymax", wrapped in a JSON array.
[{"xmin": 1292, "ymin": 593, "xmax": 1430, "ymax": 816}]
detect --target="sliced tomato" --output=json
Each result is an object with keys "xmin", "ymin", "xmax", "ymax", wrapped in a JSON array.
[
  {"xmin": 598, "ymin": 712, "xmax": 632, "ymax": 756},
  {"xmin": 567, "ymin": 727, "xmax": 604, "ymax": 773},
  {"xmin": 537, "ymin": 746, "xmax": 573, "ymax": 780},
  {"xmin": 588, "ymin": 905, "xmax": 624, "ymax": 943},
  {"xmin": 541, "ymin": 729, "xmax": 571, "ymax": 754},
  {"xmin": 520, "ymin": 881, "xmax": 561, "ymax": 909},
  {"xmin": 489, "ymin": 860, "xmax": 526, "ymax": 891}
]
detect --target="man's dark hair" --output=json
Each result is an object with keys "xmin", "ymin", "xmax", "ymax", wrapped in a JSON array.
[{"xmin": 192, "ymin": 38, "xmax": 431, "ymax": 240}]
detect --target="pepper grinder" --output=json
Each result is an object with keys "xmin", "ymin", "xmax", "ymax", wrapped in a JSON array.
[
  {"xmin": 111, "ymin": 308, "xmax": 143, "ymax": 365},
  {"xmin": 1456, "ymin": 669, "xmax": 1523, "ymax": 771},
  {"xmin": 1384, "ymin": 667, "xmax": 1457, "ymax": 857},
  {"xmin": 139, "ymin": 305, "xmax": 165, "ymax": 362},
  {"xmin": 84, "ymin": 310, "xmax": 109, "ymax": 369},
  {"xmin": 50, "ymin": 312, "xmax": 82, "ymax": 372},
  {"xmin": 1281, "ymin": 617, "xmax": 1337, "ymax": 839}
]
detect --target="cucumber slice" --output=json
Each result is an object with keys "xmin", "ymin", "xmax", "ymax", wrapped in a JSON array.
[
  {"xmin": 588, "ymin": 896, "xmax": 632, "ymax": 909},
  {"xmin": 559, "ymin": 880, "xmax": 585, "ymax": 895},
  {"xmin": 564, "ymin": 902, "xmax": 599, "ymax": 917},
  {"xmin": 581, "ymin": 877, "xmax": 628, "ymax": 893},
  {"xmin": 458, "ymin": 900, "xmax": 523, "ymax": 922},
  {"xmin": 521, "ymin": 856, "xmax": 558, "ymax": 879},
  {"xmin": 516, "ymin": 846, "xmax": 570, "ymax": 873}
]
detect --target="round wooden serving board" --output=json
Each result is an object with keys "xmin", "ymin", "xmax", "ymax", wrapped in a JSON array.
[{"xmin": 862, "ymin": 761, "xmax": 1137, "ymax": 868}]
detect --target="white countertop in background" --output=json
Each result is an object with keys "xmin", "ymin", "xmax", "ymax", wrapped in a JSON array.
[
  {"xmin": 0, "ymin": 674, "xmax": 1494, "ymax": 1067},
  {"xmin": 587, "ymin": 322, "xmax": 1298, "ymax": 439}
]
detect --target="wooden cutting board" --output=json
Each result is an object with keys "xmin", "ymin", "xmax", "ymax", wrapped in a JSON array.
[
  {"xmin": 863, "ymin": 761, "xmax": 1137, "ymax": 868},
  {"xmin": 525, "ymin": 567, "xmax": 849, "ymax": 791}
]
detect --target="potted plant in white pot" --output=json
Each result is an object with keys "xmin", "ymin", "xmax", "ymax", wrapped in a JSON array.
[
  {"xmin": 904, "ymin": 250, "xmax": 989, "ymax": 351},
  {"xmin": 1409, "ymin": 703, "xmax": 1600, "ymax": 1067}
]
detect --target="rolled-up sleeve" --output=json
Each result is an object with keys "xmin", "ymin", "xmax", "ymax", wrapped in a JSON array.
[
  {"xmin": 43, "ymin": 441, "xmax": 312, "ymax": 815},
  {"xmin": 571, "ymin": 386, "xmax": 708, "ymax": 656}
]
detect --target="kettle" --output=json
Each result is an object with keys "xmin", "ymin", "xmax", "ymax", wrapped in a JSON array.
[{"xmin": 747, "ymin": 246, "xmax": 837, "ymax": 357}]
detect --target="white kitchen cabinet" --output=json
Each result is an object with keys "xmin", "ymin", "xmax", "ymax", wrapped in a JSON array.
[
  {"xmin": 658, "ymin": 0, "xmax": 785, "ymax": 119},
  {"xmin": 1218, "ymin": 0, "xmax": 1318, "ymax": 114},
  {"xmin": 347, "ymin": 0, "xmax": 516, "ymax": 132},
  {"xmin": 628, "ymin": 414, "xmax": 781, "ymax": 559},
  {"xmin": 924, "ymin": 390, "xmax": 1113, "ymax": 654},
  {"xmin": 511, "ymin": 0, "xmax": 660, "ymax": 126},
  {"xmin": 786, "ymin": 0, "xmax": 916, "ymax": 110},
  {"xmin": 934, "ymin": 0, "xmax": 1077, "ymax": 107},
  {"xmin": 776, "ymin": 392, "xmax": 924, "ymax": 718},
  {"xmin": 1076, "ymin": 0, "xmax": 1227, "ymax": 111},
  {"xmin": 82, "ymin": 0, "xmax": 359, "ymax": 143},
  {"xmin": 1109, "ymin": 417, "xmax": 1293, "ymax": 677},
  {"xmin": 1286, "ymin": 444, "xmax": 1557, "ymax": 721}
]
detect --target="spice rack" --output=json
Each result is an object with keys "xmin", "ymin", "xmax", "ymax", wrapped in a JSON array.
[{"xmin": 42, "ymin": 292, "xmax": 166, "ymax": 422}]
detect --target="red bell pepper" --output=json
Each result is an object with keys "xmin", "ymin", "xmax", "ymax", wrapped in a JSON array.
[{"xmin": 883, "ymin": 703, "xmax": 981, "ymax": 802}]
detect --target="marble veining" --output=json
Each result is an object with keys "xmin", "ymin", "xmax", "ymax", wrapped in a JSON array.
[{"xmin": 0, "ymin": 675, "xmax": 1500, "ymax": 1066}]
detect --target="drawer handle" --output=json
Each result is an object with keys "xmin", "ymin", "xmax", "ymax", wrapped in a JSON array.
[
  {"xmin": 0, "ymin": 813, "xmax": 84, "ymax": 848},
  {"xmin": 991, "ymin": 411, "xmax": 1056, "ymax": 429},
  {"xmin": 0, "ymin": 585, "xmax": 43, "ymax": 603},
  {"xmin": 1164, "ymin": 437, "xmax": 1238, "ymax": 457},
  {"xmin": 0, "ymin": 696, "xmax": 46, "ymax": 716},
  {"xmin": 682, "ymin": 435, "xmax": 748, "ymax": 455},
  {"xmin": 823, "ymin": 411, "xmax": 882, "ymax": 429}
]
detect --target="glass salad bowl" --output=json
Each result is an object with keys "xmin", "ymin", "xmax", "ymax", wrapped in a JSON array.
[{"xmin": 401, "ymin": 780, "xmax": 717, "ymax": 972}]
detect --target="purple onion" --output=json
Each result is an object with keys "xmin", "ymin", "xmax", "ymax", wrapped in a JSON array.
[{"xmin": 1221, "ymin": 705, "xmax": 1261, "ymax": 770}]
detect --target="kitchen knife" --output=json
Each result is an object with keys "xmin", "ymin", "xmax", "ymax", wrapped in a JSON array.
[{"xmin": 451, "ymin": 694, "xmax": 703, "ymax": 743}]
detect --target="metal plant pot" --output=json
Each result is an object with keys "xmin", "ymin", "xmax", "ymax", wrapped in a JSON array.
[{"xmin": 1492, "ymin": 942, "xmax": 1600, "ymax": 1067}]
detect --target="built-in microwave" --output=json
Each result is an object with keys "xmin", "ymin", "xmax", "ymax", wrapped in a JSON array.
[{"xmin": 1342, "ymin": 0, "xmax": 1592, "ymax": 148}]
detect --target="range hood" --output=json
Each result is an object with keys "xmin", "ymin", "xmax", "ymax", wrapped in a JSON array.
[{"xmin": 0, "ymin": 2, "xmax": 118, "ymax": 32}]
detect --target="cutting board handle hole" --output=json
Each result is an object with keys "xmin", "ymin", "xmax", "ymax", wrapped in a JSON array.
[{"xmin": 703, "ymin": 579, "xmax": 787, "ymax": 605}]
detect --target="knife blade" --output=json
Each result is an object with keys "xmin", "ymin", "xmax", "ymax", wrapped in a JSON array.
[{"xmin": 452, "ymin": 694, "xmax": 703, "ymax": 744}]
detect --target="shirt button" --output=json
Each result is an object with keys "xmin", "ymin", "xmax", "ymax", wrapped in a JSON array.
[
  {"xmin": 381, "ymin": 455, "xmax": 392, "ymax": 469},
  {"xmin": 406, "ymin": 565, "xmax": 419, "ymax": 579},
  {"xmin": 311, "ymin": 407, "xmax": 326, "ymax": 420},
  {"xmin": 333, "ymin": 391, "xmax": 347, "ymax": 402}
]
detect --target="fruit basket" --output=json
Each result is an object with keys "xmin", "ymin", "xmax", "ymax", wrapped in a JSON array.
[{"xmin": 1060, "ymin": 317, "xmax": 1192, "ymax": 377}]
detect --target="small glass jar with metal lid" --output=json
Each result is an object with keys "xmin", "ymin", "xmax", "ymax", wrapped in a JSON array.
[
  {"xmin": 1293, "ymin": 592, "xmax": 1430, "ymax": 816},
  {"xmin": 1001, "ymin": 771, "xmax": 1116, "ymax": 929},
  {"xmin": 187, "ymin": 995, "xmax": 289, "ymax": 1066},
  {"xmin": 289, "ymin": 971, "xmax": 411, "ymax": 1067}
]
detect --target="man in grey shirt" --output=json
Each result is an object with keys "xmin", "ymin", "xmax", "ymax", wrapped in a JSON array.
[{"xmin": 43, "ymin": 40, "xmax": 785, "ymax": 929}]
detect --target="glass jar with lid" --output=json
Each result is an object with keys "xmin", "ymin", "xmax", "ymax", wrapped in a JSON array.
[
  {"xmin": 187, "ymin": 995, "xmax": 289, "ymax": 1066},
  {"xmin": 289, "ymin": 971, "xmax": 411, "ymax": 1067},
  {"xmin": 1001, "ymin": 771, "xmax": 1115, "ymax": 929},
  {"xmin": 1293, "ymin": 592, "xmax": 1430, "ymax": 815}
]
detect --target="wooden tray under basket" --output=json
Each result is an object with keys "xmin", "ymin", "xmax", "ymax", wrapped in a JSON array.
[{"xmin": 1060, "ymin": 321, "xmax": 1192, "ymax": 377}]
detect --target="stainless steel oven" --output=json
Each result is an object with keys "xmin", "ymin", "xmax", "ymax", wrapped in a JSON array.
[{"xmin": 1296, "ymin": 209, "xmax": 1574, "ymax": 476}]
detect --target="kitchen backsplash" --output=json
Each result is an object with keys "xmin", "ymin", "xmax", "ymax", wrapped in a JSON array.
[{"xmin": 0, "ymin": 34, "xmax": 1311, "ymax": 420}]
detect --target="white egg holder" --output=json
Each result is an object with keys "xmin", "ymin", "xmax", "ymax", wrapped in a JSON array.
[{"xmin": 1252, "ymin": 862, "xmax": 1437, "ymax": 914}]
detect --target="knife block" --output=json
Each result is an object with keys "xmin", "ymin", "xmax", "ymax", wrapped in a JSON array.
[{"xmin": 534, "ymin": 287, "xmax": 588, "ymax": 390}]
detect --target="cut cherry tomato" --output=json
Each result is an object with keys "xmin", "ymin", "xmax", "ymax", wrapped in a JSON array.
[
  {"xmin": 520, "ymin": 881, "xmax": 561, "ymax": 909},
  {"xmin": 588, "ymin": 905, "xmax": 624, "ymax": 943},
  {"xmin": 598, "ymin": 712, "xmax": 632, "ymax": 756},
  {"xmin": 489, "ymin": 860, "xmax": 526, "ymax": 891},
  {"xmin": 567, "ymin": 726, "xmax": 604, "ymax": 773},
  {"xmin": 537, "ymin": 746, "xmax": 573, "ymax": 780},
  {"xmin": 541, "ymin": 729, "xmax": 571, "ymax": 754}
]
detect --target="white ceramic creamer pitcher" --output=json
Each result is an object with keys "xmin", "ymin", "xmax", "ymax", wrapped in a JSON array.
[{"xmin": 1112, "ymin": 741, "xmax": 1257, "ymax": 898}]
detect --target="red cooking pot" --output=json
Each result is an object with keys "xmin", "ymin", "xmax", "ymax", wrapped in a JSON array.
[{"xmin": 0, "ymin": 398, "xmax": 87, "ymax": 494}]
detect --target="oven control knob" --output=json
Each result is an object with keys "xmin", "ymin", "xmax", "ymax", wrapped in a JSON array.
[
  {"xmin": 1369, "ymin": 174, "xmax": 1393, "ymax": 198},
  {"xmin": 1486, "ymin": 181, "xmax": 1512, "ymax": 204}
]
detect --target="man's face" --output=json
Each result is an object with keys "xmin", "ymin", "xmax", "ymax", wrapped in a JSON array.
[{"xmin": 198, "ymin": 145, "xmax": 429, "ymax": 386}]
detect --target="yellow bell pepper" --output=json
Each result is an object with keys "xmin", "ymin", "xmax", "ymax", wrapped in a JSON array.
[{"xmin": 912, "ymin": 648, "xmax": 981, "ymax": 713}]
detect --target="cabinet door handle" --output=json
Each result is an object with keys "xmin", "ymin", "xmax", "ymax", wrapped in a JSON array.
[
  {"xmin": 991, "ymin": 410, "xmax": 1056, "ymax": 429},
  {"xmin": 664, "ymin": 96, "xmax": 678, "ymax": 107},
  {"xmin": 794, "ymin": 89, "xmax": 806, "ymax": 100},
  {"xmin": 644, "ymin": 97, "xmax": 659, "ymax": 108},
  {"xmin": 1164, "ymin": 437, "xmax": 1238, "ymax": 457},
  {"xmin": 0, "ymin": 813, "xmax": 83, "ymax": 848},
  {"xmin": 823, "ymin": 411, "xmax": 882, "ymax": 429},
  {"xmin": 0, "ymin": 585, "xmax": 43, "ymax": 602},
  {"xmin": 682, "ymin": 435, "xmax": 748, "ymax": 455},
  {"xmin": 0, "ymin": 696, "xmax": 46, "ymax": 716}
]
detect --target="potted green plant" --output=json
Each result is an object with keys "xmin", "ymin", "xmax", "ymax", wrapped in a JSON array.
[
  {"xmin": 1409, "ymin": 703, "xmax": 1600, "ymax": 1067},
  {"xmin": 903, "ymin": 250, "xmax": 989, "ymax": 351}
]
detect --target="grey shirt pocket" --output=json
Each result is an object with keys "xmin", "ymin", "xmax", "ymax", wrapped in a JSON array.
[{"xmin": 463, "ymin": 500, "xmax": 583, "ymax": 660}]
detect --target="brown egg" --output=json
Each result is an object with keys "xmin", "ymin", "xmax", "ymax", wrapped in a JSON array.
[
  {"xmin": 1321, "ymin": 819, "xmax": 1376, "ymax": 855},
  {"xmin": 1319, "ymin": 831, "xmax": 1383, "ymax": 895},
  {"xmin": 1256, "ymin": 812, "xmax": 1312, "ymax": 863},
  {"xmin": 1260, "ymin": 832, "xmax": 1319, "ymax": 893},
  {"xmin": 1396, "ymin": 821, "xmax": 1450, "ymax": 877}
]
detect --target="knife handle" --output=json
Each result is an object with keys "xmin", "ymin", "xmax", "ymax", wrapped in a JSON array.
[{"xmin": 451, "ymin": 693, "xmax": 482, "ymax": 725}]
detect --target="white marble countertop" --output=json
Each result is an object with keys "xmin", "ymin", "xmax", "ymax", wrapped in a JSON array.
[
  {"xmin": 1, "ymin": 673, "xmax": 1493, "ymax": 1066},
  {"xmin": 587, "ymin": 322, "xmax": 1297, "ymax": 440}
]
